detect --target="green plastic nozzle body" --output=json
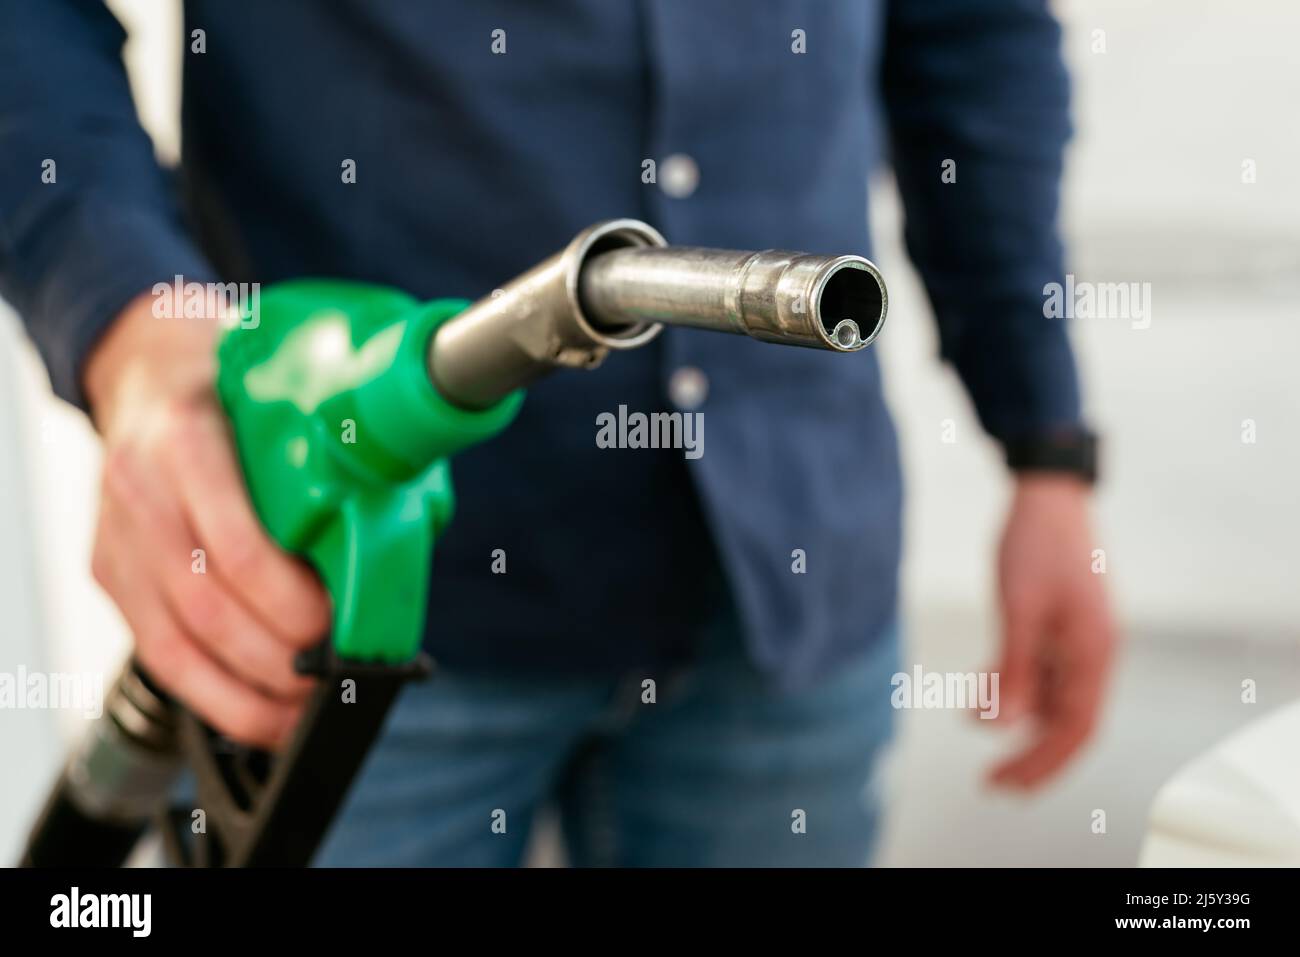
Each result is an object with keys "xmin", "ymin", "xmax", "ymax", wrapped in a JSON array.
[{"xmin": 215, "ymin": 281, "xmax": 523, "ymax": 663}]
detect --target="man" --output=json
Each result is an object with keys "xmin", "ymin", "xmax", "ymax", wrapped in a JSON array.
[{"xmin": 0, "ymin": 1, "xmax": 1116, "ymax": 866}]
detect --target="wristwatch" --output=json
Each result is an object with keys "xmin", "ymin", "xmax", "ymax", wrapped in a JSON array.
[{"xmin": 1003, "ymin": 428, "xmax": 1100, "ymax": 485}]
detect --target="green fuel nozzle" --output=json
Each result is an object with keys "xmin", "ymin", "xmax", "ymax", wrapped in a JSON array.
[
  {"xmin": 216, "ymin": 284, "xmax": 522, "ymax": 663},
  {"xmin": 215, "ymin": 219, "xmax": 888, "ymax": 664}
]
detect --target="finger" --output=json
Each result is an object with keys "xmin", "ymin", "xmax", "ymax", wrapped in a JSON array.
[
  {"xmin": 991, "ymin": 602, "xmax": 1115, "ymax": 789},
  {"xmin": 152, "ymin": 529, "xmax": 317, "ymax": 702},
  {"xmin": 141, "ymin": 607, "xmax": 305, "ymax": 750},
  {"xmin": 162, "ymin": 410, "xmax": 332, "ymax": 647},
  {"xmin": 988, "ymin": 708, "xmax": 1091, "ymax": 790},
  {"xmin": 1054, "ymin": 594, "xmax": 1116, "ymax": 724},
  {"xmin": 105, "ymin": 440, "xmax": 315, "ymax": 700},
  {"xmin": 992, "ymin": 586, "xmax": 1047, "ymax": 724},
  {"xmin": 92, "ymin": 510, "xmax": 302, "ymax": 749}
]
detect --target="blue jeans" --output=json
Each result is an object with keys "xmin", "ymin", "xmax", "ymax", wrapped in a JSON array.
[{"xmin": 315, "ymin": 617, "xmax": 899, "ymax": 867}]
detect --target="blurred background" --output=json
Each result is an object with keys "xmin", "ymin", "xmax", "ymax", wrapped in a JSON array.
[{"xmin": 2, "ymin": 0, "xmax": 1298, "ymax": 865}]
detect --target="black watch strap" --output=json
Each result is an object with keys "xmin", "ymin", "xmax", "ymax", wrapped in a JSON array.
[{"xmin": 1003, "ymin": 429, "xmax": 1100, "ymax": 484}]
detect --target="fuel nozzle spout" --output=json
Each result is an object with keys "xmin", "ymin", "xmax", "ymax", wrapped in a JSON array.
[
  {"xmin": 427, "ymin": 219, "xmax": 888, "ymax": 410},
  {"xmin": 580, "ymin": 245, "xmax": 886, "ymax": 352}
]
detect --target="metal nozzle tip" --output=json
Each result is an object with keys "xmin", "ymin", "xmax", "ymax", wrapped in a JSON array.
[{"xmin": 812, "ymin": 258, "xmax": 886, "ymax": 352}]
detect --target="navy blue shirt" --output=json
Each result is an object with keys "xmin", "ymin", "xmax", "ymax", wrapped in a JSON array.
[{"xmin": 0, "ymin": 1, "xmax": 1082, "ymax": 689}]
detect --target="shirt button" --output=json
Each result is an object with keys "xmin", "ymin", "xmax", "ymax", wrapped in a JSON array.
[
  {"xmin": 659, "ymin": 153, "xmax": 700, "ymax": 199},
  {"xmin": 668, "ymin": 366, "xmax": 709, "ymax": 410}
]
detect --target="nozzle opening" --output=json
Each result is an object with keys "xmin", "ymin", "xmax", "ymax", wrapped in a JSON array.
[{"xmin": 815, "ymin": 261, "xmax": 886, "ymax": 352}]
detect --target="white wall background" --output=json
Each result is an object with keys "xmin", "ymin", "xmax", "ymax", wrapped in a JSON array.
[{"xmin": 2, "ymin": 0, "xmax": 1297, "ymax": 865}]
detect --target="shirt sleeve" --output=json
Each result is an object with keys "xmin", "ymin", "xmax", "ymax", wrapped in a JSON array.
[
  {"xmin": 0, "ymin": 0, "xmax": 218, "ymax": 411},
  {"xmin": 881, "ymin": 0, "xmax": 1083, "ymax": 443}
]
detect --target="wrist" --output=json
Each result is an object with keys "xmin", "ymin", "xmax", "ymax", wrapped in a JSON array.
[{"xmin": 1013, "ymin": 472, "xmax": 1092, "ymax": 501}]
